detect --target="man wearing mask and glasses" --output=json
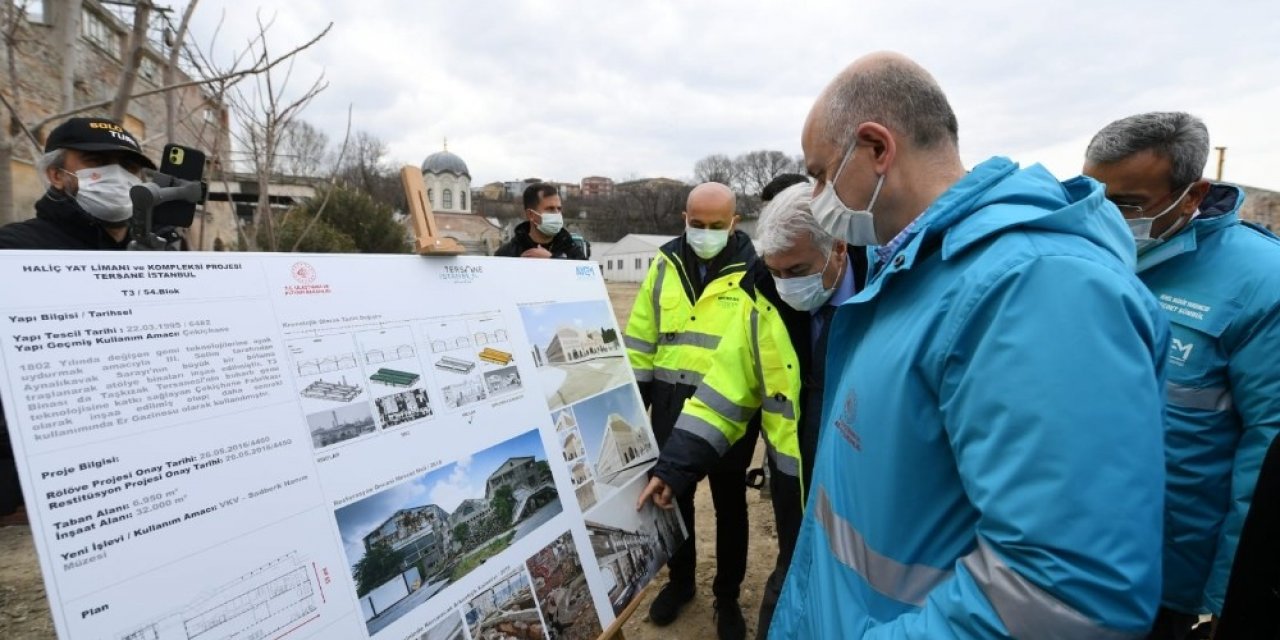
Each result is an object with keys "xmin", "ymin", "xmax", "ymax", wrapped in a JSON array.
[
  {"xmin": 1084, "ymin": 112, "xmax": 1280, "ymax": 640},
  {"xmin": 625, "ymin": 182, "xmax": 764, "ymax": 639},
  {"xmin": 770, "ymin": 52, "xmax": 1169, "ymax": 638},
  {"xmin": 0, "ymin": 117, "xmax": 156, "ymax": 251},
  {"xmin": 496, "ymin": 182, "xmax": 586, "ymax": 259},
  {"xmin": 0, "ymin": 116, "xmax": 159, "ymax": 525}
]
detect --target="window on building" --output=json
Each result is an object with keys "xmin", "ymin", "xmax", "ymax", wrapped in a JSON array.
[
  {"xmin": 460, "ymin": 191, "xmax": 467, "ymax": 210},
  {"xmin": 648, "ymin": 257, "xmax": 653, "ymax": 265},
  {"xmin": 428, "ymin": 189, "xmax": 434, "ymax": 208},
  {"xmin": 82, "ymin": 9, "xmax": 121, "ymax": 57},
  {"xmin": 443, "ymin": 189, "xmax": 453, "ymax": 210},
  {"xmin": 25, "ymin": 2, "xmax": 46, "ymax": 23},
  {"xmin": 139, "ymin": 56, "xmax": 159, "ymax": 84},
  {"xmin": 635, "ymin": 258, "xmax": 641, "ymax": 269}
]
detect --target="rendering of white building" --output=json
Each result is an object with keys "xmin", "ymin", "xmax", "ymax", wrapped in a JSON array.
[{"xmin": 594, "ymin": 414, "xmax": 654, "ymax": 483}]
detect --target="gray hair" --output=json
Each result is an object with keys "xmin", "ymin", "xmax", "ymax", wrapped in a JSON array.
[
  {"xmin": 756, "ymin": 182, "xmax": 834, "ymax": 257},
  {"xmin": 824, "ymin": 58, "xmax": 958, "ymax": 150},
  {"xmin": 1086, "ymin": 112, "xmax": 1210, "ymax": 188},
  {"xmin": 35, "ymin": 149, "xmax": 67, "ymax": 186}
]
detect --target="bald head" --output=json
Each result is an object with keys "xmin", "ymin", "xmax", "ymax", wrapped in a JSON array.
[
  {"xmin": 806, "ymin": 51, "xmax": 958, "ymax": 152},
  {"xmin": 685, "ymin": 182, "xmax": 738, "ymax": 231}
]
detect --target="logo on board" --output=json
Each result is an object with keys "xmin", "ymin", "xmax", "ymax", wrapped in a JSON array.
[{"xmin": 285, "ymin": 261, "xmax": 330, "ymax": 295}]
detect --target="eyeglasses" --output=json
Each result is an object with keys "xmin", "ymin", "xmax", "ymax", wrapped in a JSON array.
[{"xmin": 1108, "ymin": 183, "xmax": 1192, "ymax": 217}]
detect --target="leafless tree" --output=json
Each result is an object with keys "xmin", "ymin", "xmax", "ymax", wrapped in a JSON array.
[
  {"xmin": 693, "ymin": 153, "xmax": 737, "ymax": 187},
  {"xmin": 734, "ymin": 149, "xmax": 798, "ymax": 196},
  {"xmin": 224, "ymin": 12, "xmax": 331, "ymax": 251},
  {"xmin": 277, "ymin": 119, "xmax": 328, "ymax": 177},
  {"xmin": 0, "ymin": 0, "xmax": 332, "ymax": 224}
]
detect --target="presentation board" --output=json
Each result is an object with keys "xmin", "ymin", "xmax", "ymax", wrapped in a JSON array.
[{"xmin": 0, "ymin": 251, "xmax": 683, "ymax": 640}]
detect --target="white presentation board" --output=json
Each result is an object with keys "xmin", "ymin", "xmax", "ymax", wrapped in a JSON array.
[{"xmin": 0, "ymin": 251, "xmax": 684, "ymax": 640}]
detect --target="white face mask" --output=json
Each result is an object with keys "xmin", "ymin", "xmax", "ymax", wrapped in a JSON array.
[
  {"xmin": 71, "ymin": 164, "xmax": 141, "ymax": 223},
  {"xmin": 533, "ymin": 211, "xmax": 564, "ymax": 236},
  {"xmin": 1125, "ymin": 182, "xmax": 1195, "ymax": 254},
  {"xmin": 686, "ymin": 226, "xmax": 730, "ymax": 260},
  {"xmin": 774, "ymin": 249, "xmax": 836, "ymax": 311},
  {"xmin": 811, "ymin": 144, "xmax": 883, "ymax": 246}
]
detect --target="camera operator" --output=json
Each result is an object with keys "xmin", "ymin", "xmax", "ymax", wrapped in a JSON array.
[
  {"xmin": 0, "ymin": 117, "xmax": 158, "ymax": 251},
  {"xmin": 0, "ymin": 117, "xmax": 162, "ymax": 522}
]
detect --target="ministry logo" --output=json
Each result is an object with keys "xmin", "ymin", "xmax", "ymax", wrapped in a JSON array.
[{"xmin": 285, "ymin": 261, "xmax": 330, "ymax": 295}]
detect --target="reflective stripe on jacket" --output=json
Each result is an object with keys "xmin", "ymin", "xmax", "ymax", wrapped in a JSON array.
[
  {"xmin": 770, "ymin": 158, "xmax": 1169, "ymax": 639},
  {"xmin": 1136, "ymin": 184, "xmax": 1280, "ymax": 615}
]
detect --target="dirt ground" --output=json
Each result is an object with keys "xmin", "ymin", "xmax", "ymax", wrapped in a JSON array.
[{"xmin": 0, "ymin": 281, "xmax": 780, "ymax": 640}]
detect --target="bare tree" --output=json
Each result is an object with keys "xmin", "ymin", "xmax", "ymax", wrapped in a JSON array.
[
  {"xmin": 734, "ymin": 150, "xmax": 797, "ymax": 196},
  {"xmin": 693, "ymin": 153, "xmax": 737, "ymax": 187},
  {"xmin": 224, "ymin": 12, "xmax": 331, "ymax": 251},
  {"xmin": 0, "ymin": 0, "xmax": 332, "ymax": 223},
  {"xmin": 0, "ymin": 0, "xmax": 33, "ymax": 224},
  {"xmin": 277, "ymin": 119, "xmax": 328, "ymax": 177},
  {"xmin": 163, "ymin": 0, "xmax": 200, "ymax": 140},
  {"xmin": 109, "ymin": 0, "xmax": 153, "ymax": 121}
]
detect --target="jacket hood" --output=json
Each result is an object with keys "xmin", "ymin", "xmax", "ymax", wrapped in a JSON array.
[
  {"xmin": 911, "ymin": 157, "xmax": 1136, "ymax": 269},
  {"xmin": 1199, "ymin": 183, "xmax": 1244, "ymax": 219}
]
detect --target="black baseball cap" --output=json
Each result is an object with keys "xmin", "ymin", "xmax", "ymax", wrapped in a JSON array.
[{"xmin": 43, "ymin": 117, "xmax": 156, "ymax": 170}]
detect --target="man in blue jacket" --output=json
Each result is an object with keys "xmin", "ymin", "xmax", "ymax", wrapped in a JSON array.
[
  {"xmin": 769, "ymin": 51, "xmax": 1169, "ymax": 638},
  {"xmin": 1084, "ymin": 112, "xmax": 1280, "ymax": 639}
]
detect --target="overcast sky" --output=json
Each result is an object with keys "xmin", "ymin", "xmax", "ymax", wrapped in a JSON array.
[{"xmin": 188, "ymin": 1, "xmax": 1280, "ymax": 191}]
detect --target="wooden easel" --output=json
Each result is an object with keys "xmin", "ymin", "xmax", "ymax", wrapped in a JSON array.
[
  {"xmin": 400, "ymin": 165, "xmax": 465, "ymax": 255},
  {"xmin": 596, "ymin": 582, "xmax": 654, "ymax": 640}
]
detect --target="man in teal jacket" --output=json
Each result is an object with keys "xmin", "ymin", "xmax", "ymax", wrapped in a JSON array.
[
  {"xmin": 769, "ymin": 52, "xmax": 1169, "ymax": 638},
  {"xmin": 1084, "ymin": 112, "xmax": 1280, "ymax": 638}
]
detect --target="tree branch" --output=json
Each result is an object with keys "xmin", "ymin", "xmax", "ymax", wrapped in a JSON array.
[
  {"xmin": 290, "ymin": 104, "xmax": 353, "ymax": 252},
  {"xmin": 28, "ymin": 22, "xmax": 333, "ymax": 132}
]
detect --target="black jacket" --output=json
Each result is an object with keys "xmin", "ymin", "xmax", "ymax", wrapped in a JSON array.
[
  {"xmin": 0, "ymin": 191, "xmax": 132, "ymax": 250},
  {"xmin": 495, "ymin": 221, "xmax": 586, "ymax": 259},
  {"xmin": 0, "ymin": 192, "xmax": 131, "ymax": 515}
]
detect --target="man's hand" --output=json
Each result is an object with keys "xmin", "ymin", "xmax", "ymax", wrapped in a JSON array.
[
  {"xmin": 521, "ymin": 247, "xmax": 553, "ymax": 258},
  {"xmin": 636, "ymin": 476, "xmax": 675, "ymax": 510}
]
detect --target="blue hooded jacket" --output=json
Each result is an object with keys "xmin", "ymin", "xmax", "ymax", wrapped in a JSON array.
[
  {"xmin": 769, "ymin": 157, "xmax": 1169, "ymax": 638},
  {"xmin": 1137, "ymin": 184, "xmax": 1280, "ymax": 615}
]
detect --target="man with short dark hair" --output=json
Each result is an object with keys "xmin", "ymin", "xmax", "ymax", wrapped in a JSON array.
[
  {"xmin": 1084, "ymin": 112, "xmax": 1280, "ymax": 639},
  {"xmin": 0, "ymin": 116, "xmax": 159, "ymax": 522},
  {"xmin": 495, "ymin": 182, "xmax": 586, "ymax": 259},
  {"xmin": 760, "ymin": 173, "xmax": 809, "ymax": 203},
  {"xmin": 770, "ymin": 52, "xmax": 1168, "ymax": 638}
]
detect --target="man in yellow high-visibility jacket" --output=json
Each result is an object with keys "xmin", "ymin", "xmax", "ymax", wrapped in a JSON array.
[{"xmin": 625, "ymin": 182, "xmax": 784, "ymax": 640}]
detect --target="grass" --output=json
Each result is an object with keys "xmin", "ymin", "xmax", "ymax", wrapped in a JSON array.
[{"xmin": 449, "ymin": 531, "xmax": 516, "ymax": 582}]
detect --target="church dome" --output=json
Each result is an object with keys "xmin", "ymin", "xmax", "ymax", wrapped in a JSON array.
[{"xmin": 421, "ymin": 148, "xmax": 470, "ymax": 178}]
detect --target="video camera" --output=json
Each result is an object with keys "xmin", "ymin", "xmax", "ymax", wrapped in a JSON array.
[{"xmin": 128, "ymin": 144, "xmax": 208, "ymax": 251}]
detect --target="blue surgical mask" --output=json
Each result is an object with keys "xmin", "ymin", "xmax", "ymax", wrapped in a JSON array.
[
  {"xmin": 773, "ymin": 249, "xmax": 835, "ymax": 311},
  {"xmin": 534, "ymin": 211, "xmax": 564, "ymax": 236},
  {"xmin": 811, "ymin": 145, "xmax": 883, "ymax": 246},
  {"xmin": 686, "ymin": 226, "xmax": 730, "ymax": 260}
]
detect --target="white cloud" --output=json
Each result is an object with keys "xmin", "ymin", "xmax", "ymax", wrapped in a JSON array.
[
  {"xmin": 427, "ymin": 456, "xmax": 479, "ymax": 514},
  {"xmin": 188, "ymin": 0, "xmax": 1280, "ymax": 190}
]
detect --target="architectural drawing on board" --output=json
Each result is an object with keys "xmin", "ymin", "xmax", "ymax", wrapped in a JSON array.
[
  {"xmin": 365, "ymin": 344, "xmax": 416, "ymax": 364},
  {"xmin": 307, "ymin": 403, "xmax": 377, "ymax": 449},
  {"xmin": 116, "ymin": 553, "xmax": 319, "ymax": 640},
  {"xmin": 478, "ymin": 347, "xmax": 513, "ymax": 366},
  {"xmin": 484, "ymin": 365, "xmax": 523, "ymax": 394},
  {"xmin": 370, "ymin": 368, "xmax": 421, "ymax": 388},
  {"xmin": 442, "ymin": 377, "xmax": 488, "ymax": 409},
  {"xmin": 300, "ymin": 376, "xmax": 362, "ymax": 402},
  {"xmin": 294, "ymin": 353, "xmax": 360, "ymax": 376},
  {"xmin": 435, "ymin": 355, "xmax": 476, "ymax": 374},
  {"xmin": 376, "ymin": 388, "xmax": 434, "ymax": 427}
]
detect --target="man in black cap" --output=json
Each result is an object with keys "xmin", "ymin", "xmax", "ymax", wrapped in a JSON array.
[
  {"xmin": 0, "ymin": 116, "xmax": 157, "ymax": 523},
  {"xmin": 0, "ymin": 116, "xmax": 156, "ymax": 250}
]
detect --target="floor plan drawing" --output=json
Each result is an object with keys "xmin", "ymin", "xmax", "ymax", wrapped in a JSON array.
[{"xmin": 116, "ymin": 554, "xmax": 320, "ymax": 640}]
